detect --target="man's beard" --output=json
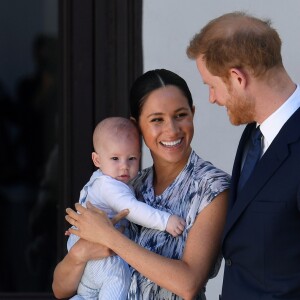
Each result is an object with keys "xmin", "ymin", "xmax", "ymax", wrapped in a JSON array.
[{"xmin": 227, "ymin": 91, "xmax": 255, "ymax": 126}]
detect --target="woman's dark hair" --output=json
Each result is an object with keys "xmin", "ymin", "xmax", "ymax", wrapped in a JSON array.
[{"xmin": 129, "ymin": 69, "xmax": 193, "ymax": 121}]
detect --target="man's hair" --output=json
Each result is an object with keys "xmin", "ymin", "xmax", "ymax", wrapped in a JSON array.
[{"xmin": 186, "ymin": 11, "xmax": 283, "ymax": 79}]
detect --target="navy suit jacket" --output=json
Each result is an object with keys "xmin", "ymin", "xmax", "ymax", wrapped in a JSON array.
[{"xmin": 220, "ymin": 107, "xmax": 300, "ymax": 300}]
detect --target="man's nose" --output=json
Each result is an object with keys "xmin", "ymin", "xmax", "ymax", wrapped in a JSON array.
[{"xmin": 209, "ymin": 88, "xmax": 216, "ymax": 103}]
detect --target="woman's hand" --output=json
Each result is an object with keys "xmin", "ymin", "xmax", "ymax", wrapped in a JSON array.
[
  {"xmin": 52, "ymin": 203, "xmax": 129, "ymax": 299},
  {"xmin": 68, "ymin": 238, "xmax": 113, "ymax": 263},
  {"xmin": 65, "ymin": 202, "xmax": 129, "ymax": 246}
]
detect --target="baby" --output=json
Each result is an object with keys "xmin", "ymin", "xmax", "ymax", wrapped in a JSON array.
[{"xmin": 67, "ymin": 117, "xmax": 186, "ymax": 300}]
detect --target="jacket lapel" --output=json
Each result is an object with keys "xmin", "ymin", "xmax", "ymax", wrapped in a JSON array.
[
  {"xmin": 228, "ymin": 123, "xmax": 254, "ymax": 209},
  {"xmin": 223, "ymin": 107, "xmax": 300, "ymax": 239}
]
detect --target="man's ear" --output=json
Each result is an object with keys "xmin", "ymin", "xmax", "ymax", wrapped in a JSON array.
[
  {"xmin": 229, "ymin": 67, "xmax": 248, "ymax": 89},
  {"xmin": 92, "ymin": 152, "xmax": 101, "ymax": 168}
]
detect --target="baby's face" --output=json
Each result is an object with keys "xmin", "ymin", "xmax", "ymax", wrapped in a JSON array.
[{"xmin": 97, "ymin": 135, "xmax": 140, "ymax": 184}]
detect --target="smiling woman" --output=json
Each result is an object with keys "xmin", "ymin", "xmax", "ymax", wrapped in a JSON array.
[
  {"xmin": 137, "ymin": 85, "xmax": 195, "ymax": 193},
  {"xmin": 53, "ymin": 69, "xmax": 230, "ymax": 300}
]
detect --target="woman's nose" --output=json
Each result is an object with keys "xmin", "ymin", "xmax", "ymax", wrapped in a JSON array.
[{"xmin": 165, "ymin": 119, "xmax": 179, "ymax": 133}]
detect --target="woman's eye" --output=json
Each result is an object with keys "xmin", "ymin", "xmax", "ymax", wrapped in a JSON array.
[
  {"xmin": 150, "ymin": 118, "xmax": 162, "ymax": 123},
  {"xmin": 175, "ymin": 113, "xmax": 187, "ymax": 119}
]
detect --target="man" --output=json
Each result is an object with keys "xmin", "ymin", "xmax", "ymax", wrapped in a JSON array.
[{"xmin": 187, "ymin": 11, "xmax": 300, "ymax": 300}]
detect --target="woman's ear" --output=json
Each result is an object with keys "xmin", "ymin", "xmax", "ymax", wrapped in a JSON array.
[
  {"xmin": 92, "ymin": 152, "xmax": 101, "ymax": 168},
  {"xmin": 191, "ymin": 105, "xmax": 195, "ymax": 116}
]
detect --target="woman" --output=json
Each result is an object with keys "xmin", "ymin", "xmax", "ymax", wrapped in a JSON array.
[{"xmin": 53, "ymin": 69, "xmax": 230, "ymax": 299}]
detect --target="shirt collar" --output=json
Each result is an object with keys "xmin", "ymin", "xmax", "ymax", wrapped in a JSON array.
[{"xmin": 259, "ymin": 84, "xmax": 300, "ymax": 152}]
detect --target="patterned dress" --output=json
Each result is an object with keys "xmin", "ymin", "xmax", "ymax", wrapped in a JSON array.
[{"xmin": 127, "ymin": 150, "xmax": 230, "ymax": 300}]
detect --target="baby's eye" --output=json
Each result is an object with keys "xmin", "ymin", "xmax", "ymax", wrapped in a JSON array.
[
  {"xmin": 129, "ymin": 157, "xmax": 137, "ymax": 161},
  {"xmin": 111, "ymin": 157, "xmax": 119, "ymax": 161}
]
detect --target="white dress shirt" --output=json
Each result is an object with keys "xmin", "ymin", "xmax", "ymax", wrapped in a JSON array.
[{"xmin": 260, "ymin": 84, "xmax": 300, "ymax": 155}]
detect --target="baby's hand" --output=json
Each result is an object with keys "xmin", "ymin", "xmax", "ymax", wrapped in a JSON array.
[{"xmin": 166, "ymin": 215, "xmax": 186, "ymax": 237}]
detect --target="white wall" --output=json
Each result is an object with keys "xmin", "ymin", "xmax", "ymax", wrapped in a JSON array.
[{"xmin": 142, "ymin": 1, "xmax": 300, "ymax": 298}]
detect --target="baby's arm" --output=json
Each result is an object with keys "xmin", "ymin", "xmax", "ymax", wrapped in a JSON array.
[{"xmin": 93, "ymin": 176, "xmax": 185, "ymax": 236}]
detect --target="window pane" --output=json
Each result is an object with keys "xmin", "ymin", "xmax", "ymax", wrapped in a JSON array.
[{"xmin": 0, "ymin": 0, "xmax": 58, "ymax": 293}]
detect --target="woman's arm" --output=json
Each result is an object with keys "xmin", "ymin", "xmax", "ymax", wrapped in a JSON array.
[
  {"xmin": 52, "ymin": 210, "xmax": 129, "ymax": 299},
  {"xmin": 52, "ymin": 238, "xmax": 111, "ymax": 299},
  {"xmin": 52, "ymin": 240, "xmax": 86, "ymax": 299},
  {"xmin": 66, "ymin": 190, "xmax": 228, "ymax": 300}
]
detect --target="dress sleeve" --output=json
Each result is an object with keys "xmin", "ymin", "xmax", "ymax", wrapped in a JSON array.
[
  {"xmin": 91, "ymin": 176, "xmax": 170, "ymax": 231},
  {"xmin": 197, "ymin": 170, "xmax": 230, "ymax": 214}
]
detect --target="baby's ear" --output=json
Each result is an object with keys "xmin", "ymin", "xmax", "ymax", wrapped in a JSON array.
[
  {"xmin": 130, "ymin": 116, "xmax": 137, "ymax": 123},
  {"xmin": 92, "ymin": 152, "xmax": 101, "ymax": 168}
]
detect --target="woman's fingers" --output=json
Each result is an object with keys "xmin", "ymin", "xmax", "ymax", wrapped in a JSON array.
[
  {"xmin": 111, "ymin": 209, "xmax": 129, "ymax": 225},
  {"xmin": 74, "ymin": 202, "xmax": 87, "ymax": 213},
  {"xmin": 64, "ymin": 202, "xmax": 120, "ymax": 246},
  {"xmin": 85, "ymin": 201, "xmax": 105, "ymax": 214},
  {"xmin": 65, "ymin": 207, "xmax": 80, "ymax": 227},
  {"xmin": 65, "ymin": 201, "xmax": 122, "ymax": 236},
  {"xmin": 65, "ymin": 204, "xmax": 87, "ymax": 229},
  {"xmin": 65, "ymin": 214, "xmax": 77, "ymax": 228},
  {"xmin": 66, "ymin": 206, "xmax": 80, "ymax": 218}
]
